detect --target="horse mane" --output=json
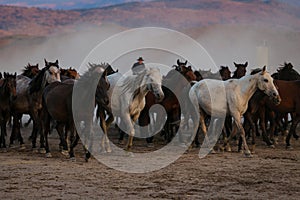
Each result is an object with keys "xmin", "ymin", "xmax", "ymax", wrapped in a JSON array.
[
  {"xmin": 29, "ymin": 66, "xmax": 48, "ymax": 94},
  {"xmin": 250, "ymin": 68, "xmax": 262, "ymax": 75},
  {"xmin": 119, "ymin": 68, "xmax": 148, "ymax": 95}
]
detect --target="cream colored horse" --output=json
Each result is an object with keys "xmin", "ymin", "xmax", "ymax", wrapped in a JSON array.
[
  {"xmin": 189, "ymin": 66, "xmax": 281, "ymax": 157},
  {"xmin": 108, "ymin": 67, "xmax": 164, "ymax": 150}
]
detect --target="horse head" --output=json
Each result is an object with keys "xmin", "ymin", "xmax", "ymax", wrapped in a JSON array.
[
  {"xmin": 275, "ymin": 62, "xmax": 300, "ymax": 81},
  {"xmin": 233, "ymin": 61, "xmax": 248, "ymax": 78},
  {"xmin": 256, "ymin": 66, "xmax": 281, "ymax": 105},
  {"xmin": 144, "ymin": 67, "xmax": 164, "ymax": 102},
  {"xmin": 44, "ymin": 59, "xmax": 61, "ymax": 83},
  {"xmin": 22, "ymin": 63, "xmax": 40, "ymax": 78},
  {"xmin": 219, "ymin": 66, "xmax": 231, "ymax": 80},
  {"xmin": 3, "ymin": 72, "xmax": 17, "ymax": 100}
]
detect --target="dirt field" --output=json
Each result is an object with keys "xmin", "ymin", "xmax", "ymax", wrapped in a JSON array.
[{"xmin": 0, "ymin": 123, "xmax": 300, "ymax": 200}]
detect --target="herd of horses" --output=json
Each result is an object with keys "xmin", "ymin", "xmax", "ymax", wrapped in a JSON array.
[{"xmin": 0, "ymin": 59, "xmax": 299, "ymax": 161}]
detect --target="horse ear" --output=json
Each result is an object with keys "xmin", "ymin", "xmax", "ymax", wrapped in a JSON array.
[
  {"xmin": 234, "ymin": 62, "xmax": 237, "ymax": 67},
  {"xmin": 177, "ymin": 59, "xmax": 180, "ymax": 66},
  {"xmin": 55, "ymin": 60, "xmax": 59, "ymax": 65},
  {"xmin": 261, "ymin": 66, "xmax": 266, "ymax": 74},
  {"xmin": 44, "ymin": 59, "xmax": 48, "ymax": 65},
  {"xmin": 14, "ymin": 72, "xmax": 17, "ymax": 77},
  {"xmin": 184, "ymin": 60, "xmax": 187, "ymax": 65},
  {"xmin": 245, "ymin": 62, "xmax": 248, "ymax": 67},
  {"xmin": 0, "ymin": 72, "xmax": 2, "ymax": 79}
]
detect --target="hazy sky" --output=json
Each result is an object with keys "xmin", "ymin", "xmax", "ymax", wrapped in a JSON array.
[{"xmin": 0, "ymin": 0, "xmax": 299, "ymax": 9}]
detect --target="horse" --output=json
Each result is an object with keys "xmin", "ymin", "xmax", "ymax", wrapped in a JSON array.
[
  {"xmin": 10, "ymin": 59, "xmax": 61, "ymax": 149},
  {"xmin": 270, "ymin": 62, "xmax": 300, "ymax": 136},
  {"xmin": 138, "ymin": 60, "xmax": 197, "ymax": 145},
  {"xmin": 263, "ymin": 80, "xmax": 300, "ymax": 149},
  {"xmin": 272, "ymin": 62, "xmax": 300, "ymax": 81},
  {"xmin": 21, "ymin": 63, "xmax": 40, "ymax": 79},
  {"xmin": 189, "ymin": 66, "xmax": 281, "ymax": 157},
  {"xmin": 42, "ymin": 63, "xmax": 110, "ymax": 159},
  {"xmin": 219, "ymin": 66, "xmax": 232, "ymax": 80},
  {"xmin": 108, "ymin": 67, "xmax": 164, "ymax": 151},
  {"xmin": 0, "ymin": 73, "xmax": 17, "ymax": 149},
  {"xmin": 60, "ymin": 67, "xmax": 80, "ymax": 81},
  {"xmin": 232, "ymin": 61, "xmax": 248, "ymax": 79}
]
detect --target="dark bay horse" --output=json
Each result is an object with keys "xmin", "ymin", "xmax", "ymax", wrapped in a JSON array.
[
  {"xmin": 10, "ymin": 59, "xmax": 61, "ymax": 149},
  {"xmin": 0, "ymin": 73, "xmax": 17, "ymax": 149},
  {"xmin": 232, "ymin": 61, "xmax": 248, "ymax": 79},
  {"xmin": 42, "ymin": 64, "xmax": 110, "ymax": 160}
]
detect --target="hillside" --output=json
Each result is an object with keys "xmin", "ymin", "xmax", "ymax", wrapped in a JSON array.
[{"xmin": 0, "ymin": 0, "xmax": 300, "ymax": 39}]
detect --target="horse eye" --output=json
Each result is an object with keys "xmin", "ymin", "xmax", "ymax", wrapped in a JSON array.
[{"xmin": 264, "ymin": 79, "xmax": 268, "ymax": 83}]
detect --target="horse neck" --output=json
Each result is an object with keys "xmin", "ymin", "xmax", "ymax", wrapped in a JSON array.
[
  {"xmin": 0, "ymin": 81, "xmax": 10, "ymax": 101},
  {"xmin": 236, "ymin": 74, "xmax": 259, "ymax": 102}
]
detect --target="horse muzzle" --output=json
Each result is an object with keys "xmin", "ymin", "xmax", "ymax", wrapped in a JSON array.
[{"xmin": 270, "ymin": 92, "xmax": 281, "ymax": 105}]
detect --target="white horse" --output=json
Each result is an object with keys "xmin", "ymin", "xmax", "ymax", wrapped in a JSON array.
[
  {"xmin": 108, "ymin": 67, "xmax": 164, "ymax": 150},
  {"xmin": 189, "ymin": 66, "xmax": 281, "ymax": 157}
]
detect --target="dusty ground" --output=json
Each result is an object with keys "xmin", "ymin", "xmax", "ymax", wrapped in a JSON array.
[{"xmin": 0, "ymin": 122, "xmax": 300, "ymax": 200}]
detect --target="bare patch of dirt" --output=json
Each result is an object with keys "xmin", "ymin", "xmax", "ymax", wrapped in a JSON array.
[{"xmin": 0, "ymin": 123, "xmax": 299, "ymax": 199}]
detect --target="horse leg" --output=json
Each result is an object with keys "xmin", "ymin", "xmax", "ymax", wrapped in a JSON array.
[
  {"xmin": 99, "ymin": 109, "xmax": 111, "ymax": 153},
  {"xmin": 0, "ymin": 122, "xmax": 6, "ymax": 149},
  {"xmin": 43, "ymin": 112, "xmax": 52, "ymax": 158},
  {"xmin": 232, "ymin": 114, "xmax": 251, "ymax": 157},
  {"xmin": 286, "ymin": 114, "xmax": 300, "ymax": 149},
  {"xmin": 258, "ymin": 107, "xmax": 274, "ymax": 147},
  {"xmin": 69, "ymin": 125, "xmax": 79, "ymax": 160},
  {"xmin": 122, "ymin": 114, "xmax": 134, "ymax": 151},
  {"xmin": 56, "ymin": 122, "xmax": 68, "ymax": 156}
]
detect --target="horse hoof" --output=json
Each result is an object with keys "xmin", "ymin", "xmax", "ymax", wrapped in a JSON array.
[
  {"xmin": 286, "ymin": 145, "xmax": 293, "ymax": 150},
  {"xmin": 147, "ymin": 143, "xmax": 154, "ymax": 148},
  {"xmin": 244, "ymin": 153, "xmax": 253, "ymax": 158},
  {"xmin": 32, "ymin": 148, "xmax": 39, "ymax": 153},
  {"xmin": 268, "ymin": 144, "xmax": 275, "ymax": 149},
  {"xmin": 106, "ymin": 148, "xmax": 112, "ymax": 153},
  {"xmin": 293, "ymin": 135, "xmax": 299, "ymax": 140},
  {"xmin": 9, "ymin": 144, "xmax": 17, "ymax": 149},
  {"xmin": 209, "ymin": 149, "xmax": 216, "ymax": 154},
  {"xmin": 61, "ymin": 150, "xmax": 69, "ymax": 156},
  {"xmin": 46, "ymin": 153, "xmax": 52, "ymax": 158},
  {"xmin": 69, "ymin": 157, "xmax": 76, "ymax": 162},
  {"xmin": 1, "ymin": 148, "xmax": 8, "ymax": 153},
  {"xmin": 118, "ymin": 140, "xmax": 124, "ymax": 145},
  {"xmin": 19, "ymin": 144, "xmax": 26, "ymax": 150},
  {"xmin": 225, "ymin": 146, "xmax": 232, "ymax": 152},
  {"xmin": 39, "ymin": 148, "xmax": 46, "ymax": 154}
]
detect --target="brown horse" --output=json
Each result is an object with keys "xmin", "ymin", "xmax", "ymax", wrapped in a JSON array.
[
  {"xmin": 266, "ymin": 80, "xmax": 300, "ymax": 148},
  {"xmin": 42, "ymin": 63, "xmax": 110, "ymax": 160},
  {"xmin": 136, "ymin": 60, "xmax": 196, "ymax": 145},
  {"xmin": 60, "ymin": 67, "xmax": 80, "ymax": 81},
  {"xmin": 0, "ymin": 73, "xmax": 17, "ymax": 149},
  {"xmin": 10, "ymin": 59, "xmax": 61, "ymax": 149},
  {"xmin": 21, "ymin": 63, "xmax": 40, "ymax": 79}
]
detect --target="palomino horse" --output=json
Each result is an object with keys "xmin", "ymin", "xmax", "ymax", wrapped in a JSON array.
[
  {"xmin": 189, "ymin": 66, "xmax": 281, "ymax": 157},
  {"xmin": 0, "ymin": 73, "xmax": 17, "ymax": 149},
  {"xmin": 10, "ymin": 59, "xmax": 61, "ymax": 149},
  {"xmin": 138, "ymin": 60, "xmax": 197, "ymax": 145},
  {"xmin": 42, "ymin": 63, "xmax": 110, "ymax": 159},
  {"xmin": 108, "ymin": 67, "xmax": 164, "ymax": 150}
]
